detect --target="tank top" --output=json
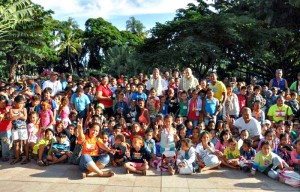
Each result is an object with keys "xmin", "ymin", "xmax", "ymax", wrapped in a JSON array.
[
  {"xmin": 138, "ymin": 109, "xmax": 148, "ymax": 124},
  {"xmin": 205, "ymin": 97, "xmax": 217, "ymax": 116},
  {"xmin": 12, "ymin": 110, "xmax": 26, "ymax": 130},
  {"xmin": 272, "ymin": 78, "xmax": 285, "ymax": 91},
  {"xmin": 160, "ymin": 128, "xmax": 176, "ymax": 150}
]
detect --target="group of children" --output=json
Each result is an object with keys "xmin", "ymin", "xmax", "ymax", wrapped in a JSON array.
[{"xmin": 0, "ymin": 73, "xmax": 300, "ymax": 188}]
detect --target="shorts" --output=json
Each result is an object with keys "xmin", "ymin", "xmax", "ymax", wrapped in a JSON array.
[
  {"xmin": 128, "ymin": 162, "xmax": 143, "ymax": 168},
  {"xmin": 79, "ymin": 154, "xmax": 110, "ymax": 173},
  {"xmin": 12, "ymin": 129, "xmax": 28, "ymax": 141}
]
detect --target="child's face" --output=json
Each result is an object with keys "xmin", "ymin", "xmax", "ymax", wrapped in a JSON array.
[
  {"xmin": 280, "ymin": 136, "xmax": 289, "ymax": 145},
  {"xmin": 45, "ymin": 131, "xmax": 53, "ymax": 140},
  {"xmin": 30, "ymin": 114, "xmax": 38, "ymax": 123},
  {"xmin": 15, "ymin": 101, "xmax": 25, "ymax": 109},
  {"xmin": 115, "ymin": 138, "xmax": 121, "ymax": 145},
  {"xmin": 210, "ymin": 130, "xmax": 216, "ymax": 137},
  {"xmin": 198, "ymin": 123, "xmax": 205, "ymax": 131},
  {"xmin": 187, "ymin": 122, "xmax": 193, "ymax": 129},
  {"xmin": 207, "ymin": 91, "xmax": 213, "ymax": 98},
  {"xmin": 223, "ymin": 133, "xmax": 230, "ymax": 141},
  {"xmin": 44, "ymin": 92, "xmax": 51, "ymax": 99},
  {"xmin": 150, "ymin": 90, "xmax": 156, "ymax": 97},
  {"xmin": 114, "ymin": 128, "xmax": 121, "ymax": 135},
  {"xmin": 33, "ymin": 99, "xmax": 40, "ymax": 106},
  {"xmin": 229, "ymin": 141, "xmax": 237, "ymax": 150},
  {"xmin": 208, "ymin": 123, "xmax": 215, "ymax": 129},
  {"xmin": 240, "ymin": 131, "xmax": 249, "ymax": 140},
  {"xmin": 201, "ymin": 133, "xmax": 210, "ymax": 144},
  {"xmin": 132, "ymin": 124, "xmax": 140, "ymax": 132},
  {"xmin": 164, "ymin": 117, "xmax": 173, "ymax": 128},
  {"xmin": 145, "ymin": 132, "xmax": 153, "ymax": 140},
  {"xmin": 285, "ymin": 125, "xmax": 292, "ymax": 133},
  {"xmin": 261, "ymin": 144, "xmax": 271, "ymax": 155},
  {"xmin": 181, "ymin": 142, "xmax": 189, "ymax": 151},
  {"xmin": 277, "ymin": 126, "xmax": 285, "ymax": 135},
  {"xmin": 179, "ymin": 130, "xmax": 186, "ymax": 138},
  {"xmin": 265, "ymin": 133, "xmax": 274, "ymax": 141},
  {"xmin": 181, "ymin": 93, "xmax": 187, "ymax": 101},
  {"xmin": 102, "ymin": 135, "xmax": 108, "ymax": 143},
  {"xmin": 95, "ymin": 108, "xmax": 102, "ymax": 115},
  {"xmin": 132, "ymin": 139, "xmax": 142, "ymax": 150},
  {"xmin": 242, "ymin": 143, "xmax": 250, "ymax": 151},
  {"xmin": 296, "ymin": 142, "xmax": 300, "ymax": 151},
  {"xmin": 192, "ymin": 129, "xmax": 199, "ymax": 137},
  {"xmin": 68, "ymin": 126, "xmax": 75, "ymax": 135},
  {"xmin": 57, "ymin": 136, "xmax": 66, "ymax": 144}
]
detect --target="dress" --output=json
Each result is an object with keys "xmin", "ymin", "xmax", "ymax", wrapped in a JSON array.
[
  {"xmin": 11, "ymin": 110, "xmax": 28, "ymax": 141},
  {"xmin": 160, "ymin": 128, "xmax": 176, "ymax": 153},
  {"xmin": 195, "ymin": 143, "xmax": 219, "ymax": 167}
]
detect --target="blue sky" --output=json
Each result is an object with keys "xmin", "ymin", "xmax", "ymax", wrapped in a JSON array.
[{"xmin": 31, "ymin": 0, "xmax": 201, "ymax": 30}]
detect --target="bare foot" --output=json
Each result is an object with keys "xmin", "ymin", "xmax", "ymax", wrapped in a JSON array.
[
  {"xmin": 168, "ymin": 166, "xmax": 175, "ymax": 175},
  {"xmin": 142, "ymin": 170, "xmax": 147, "ymax": 176}
]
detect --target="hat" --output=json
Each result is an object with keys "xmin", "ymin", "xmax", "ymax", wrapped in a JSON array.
[
  {"xmin": 50, "ymin": 71, "xmax": 59, "ymax": 76},
  {"xmin": 263, "ymin": 120, "xmax": 271, "ymax": 125}
]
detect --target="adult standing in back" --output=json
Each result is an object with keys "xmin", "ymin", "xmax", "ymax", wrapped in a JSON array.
[
  {"xmin": 269, "ymin": 69, "xmax": 288, "ymax": 91},
  {"xmin": 96, "ymin": 75, "xmax": 113, "ymax": 118},
  {"xmin": 42, "ymin": 72, "xmax": 62, "ymax": 97}
]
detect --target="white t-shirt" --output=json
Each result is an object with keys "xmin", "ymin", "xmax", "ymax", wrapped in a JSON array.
[
  {"xmin": 233, "ymin": 117, "xmax": 262, "ymax": 139},
  {"xmin": 42, "ymin": 80, "xmax": 62, "ymax": 97}
]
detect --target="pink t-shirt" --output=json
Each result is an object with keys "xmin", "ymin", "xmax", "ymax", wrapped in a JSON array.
[
  {"xmin": 39, "ymin": 110, "xmax": 53, "ymax": 128},
  {"xmin": 60, "ymin": 106, "xmax": 70, "ymax": 119},
  {"xmin": 27, "ymin": 123, "xmax": 39, "ymax": 143},
  {"xmin": 291, "ymin": 149, "xmax": 300, "ymax": 164},
  {"xmin": 215, "ymin": 140, "xmax": 228, "ymax": 153}
]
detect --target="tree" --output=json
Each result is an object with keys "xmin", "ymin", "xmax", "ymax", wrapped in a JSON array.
[
  {"xmin": 84, "ymin": 18, "xmax": 123, "ymax": 69},
  {"xmin": 126, "ymin": 16, "xmax": 147, "ymax": 39},
  {"xmin": 56, "ymin": 17, "xmax": 83, "ymax": 74},
  {"xmin": 0, "ymin": 1, "xmax": 46, "ymax": 78}
]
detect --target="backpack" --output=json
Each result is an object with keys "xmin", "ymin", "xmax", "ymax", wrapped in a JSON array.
[{"xmin": 279, "ymin": 170, "xmax": 300, "ymax": 187}]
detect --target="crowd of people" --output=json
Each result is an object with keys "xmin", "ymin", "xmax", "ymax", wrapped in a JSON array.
[{"xmin": 0, "ymin": 67, "xmax": 299, "ymax": 183}]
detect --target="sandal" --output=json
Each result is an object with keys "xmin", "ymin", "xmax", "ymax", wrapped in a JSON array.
[
  {"xmin": 37, "ymin": 160, "xmax": 45, "ymax": 166},
  {"xmin": 21, "ymin": 158, "xmax": 30, "ymax": 165},
  {"xmin": 10, "ymin": 158, "xmax": 22, "ymax": 165}
]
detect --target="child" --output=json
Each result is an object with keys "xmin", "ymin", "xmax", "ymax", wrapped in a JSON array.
[
  {"xmin": 124, "ymin": 135, "xmax": 151, "ymax": 175},
  {"xmin": 33, "ymin": 128, "xmax": 56, "ymax": 166},
  {"xmin": 144, "ymin": 128, "xmax": 156, "ymax": 162},
  {"xmin": 239, "ymin": 138, "xmax": 256, "ymax": 172},
  {"xmin": 215, "ymin": 129, "xmax": 231, "ymax": 154},
  {"xmin": 250, "ymin": 140, "xmax": 290, "ymax": 179},
  {"xmin": 184, "ymin": 120, "xmax": 194, "ymax": 137},
  {"xmin": 58, "ymin": 96, "xmax": 71, "ymax": 128},
  {"xmin": 277, "ymin": 132, "xmax": 293, "ymax": 165},
  {"xmin": 178, "ymin": 91, "xmax": 189, "ymax": 119},
  {"xmin": 114, "ymin": 91, "xmax": 129, "ymax": 117},
  {"xmin": 111, "ymin": 134, "xmax": 127, "ymax": 167},
  {"xmin": 190, "ymin": 127, "xmax": 200, "ymax": 148},
  {"xmin": 176, "ymin": 138, "xmax": 196, "ymax": 174},
  {"xmin": 257, "ymin": 129, "xmax": 279, "ymax": 154},
  {"xmin": 28, "ymin": 112, "xmax": 42, "ymax": 158},
  {"xmin": 10, "ymin": 95, "xmax": 29, "ymax": 165},
  {"xmin": 187, "ymin": 90, "xmax": 202, "ymax": 128},
  {"xmin": 176, "ymin": 125, "xmax": 187, "ymax": 150},
  {"xmin": 223, "ymin": 138, "xmax": 240, "ymax": 169},
  {"xmin": 41, "ymin": 88, "xmax": 57, "ymax": 120},
  {"xmin": 287, "ymin": 92, "xmax": 299, "ymax": 115},
  {"xmin": 147, "ymin": 88, "xmax": 160, "ymax": 119},
  {"xmin": 47, "ymin": 132, "xmax": 71, "ymax": 164},
  {"xmin": 203, "ymin": 88, "xmax": 219, "ymax": 126},
  {"xmin": 195, "ymin": 131, "xmax": 221, "ymax": 172},
  {"xmin": 290, "ymin": 139, "xmax": 300, "ymax": 172},
  {"xmin": 237, "ymin": 129, "xmax": 249, "ymax": 149},
  {"xmin": 39, "ymin": 101, "xmax": 54, "ymax": 130},
  {"xmin": 130, "ymin": 122, "xmax": 144, "ymax": 141},
  {"xmin": 158, "ymin": 115, "xmax": 179, "ymax": 175},
  {"xmin": 209, "ymin": 129, "xmax": 219, "ymax": 146}
]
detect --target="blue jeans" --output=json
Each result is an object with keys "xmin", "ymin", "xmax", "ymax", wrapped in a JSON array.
[
  {"xmin": 0, "ymin": 130, "xmax": 11, "ymax": 159},
  {"xmin": 79, "ymin": 154, "xmax": 110, "ymax": 173}
]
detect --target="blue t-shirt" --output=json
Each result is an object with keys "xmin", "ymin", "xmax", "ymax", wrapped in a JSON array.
[{"xmin": 71, "ymin": 93, "xmax": 90, "ymax": 111}]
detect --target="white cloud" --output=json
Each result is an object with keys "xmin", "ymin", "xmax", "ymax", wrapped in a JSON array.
[{"xmin": 32, "ymin": 0, "xmax": 198, "ymax": 19}]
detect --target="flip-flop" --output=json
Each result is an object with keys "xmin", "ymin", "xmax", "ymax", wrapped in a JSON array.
[
  {"xmin": 10, "ymin": 158, "xmax": 22, "ymax": 165},
  {"xmin": 37, "ymin": 160, "xmax": 45, "ymax": 166},
  {"xmin": 21, "ymin": 159, "xmax": 30, "ymax": 165}
]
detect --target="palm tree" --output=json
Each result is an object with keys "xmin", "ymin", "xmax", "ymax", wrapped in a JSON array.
[
  {"xmin": 56, "ymin": 18, "xmax": 82, "ymax": 74},
  {"xmin": 126, "ymin": 16, "xmax": 147, "ymax": 39}
]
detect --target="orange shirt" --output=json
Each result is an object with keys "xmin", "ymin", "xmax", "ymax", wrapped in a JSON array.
[{"xmin": 78, "ymin": 134, "xmax": 103, "ymax": 156}]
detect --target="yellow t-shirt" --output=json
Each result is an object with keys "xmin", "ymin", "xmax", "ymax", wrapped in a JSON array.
[
  {"xmin": 33, "ymin": 138, "xmax": 55, "ymax": 155},
  {"xmin": 209, "ymin": 81, "xmax": 227, "ymax": 101},
  {"xmin": 224, "ymin": 146, "xmax": 240, "ymax": 160},
  {"xmin": 267, "ymin": 104, "xmax": 293, "ymax": 122},
  {"xmin": 78, "ymin": 135, "xmax": 104, "ymax": 156}
]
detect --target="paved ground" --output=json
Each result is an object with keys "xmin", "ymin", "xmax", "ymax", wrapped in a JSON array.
[{"xmin": 0, "ymin": 161, "xmax": 298, "ymax": 192}]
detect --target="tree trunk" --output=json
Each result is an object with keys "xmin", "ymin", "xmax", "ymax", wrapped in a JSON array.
[{"xmin": 7, "ymin": 53, "xmax": 18, "ymax": 79}]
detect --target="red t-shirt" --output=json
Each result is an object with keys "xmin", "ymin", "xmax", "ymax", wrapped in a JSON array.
[
  {"xmin": 188, "ymin": 99, "xmax": 198, "ymax": 120},
  {"xmin": 96, "ymin": 84, "xmax": 113, "ymax": 107},
  {"xmin": 0, "ymin": 106, "xmax": 12, "ymax": 132}
]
